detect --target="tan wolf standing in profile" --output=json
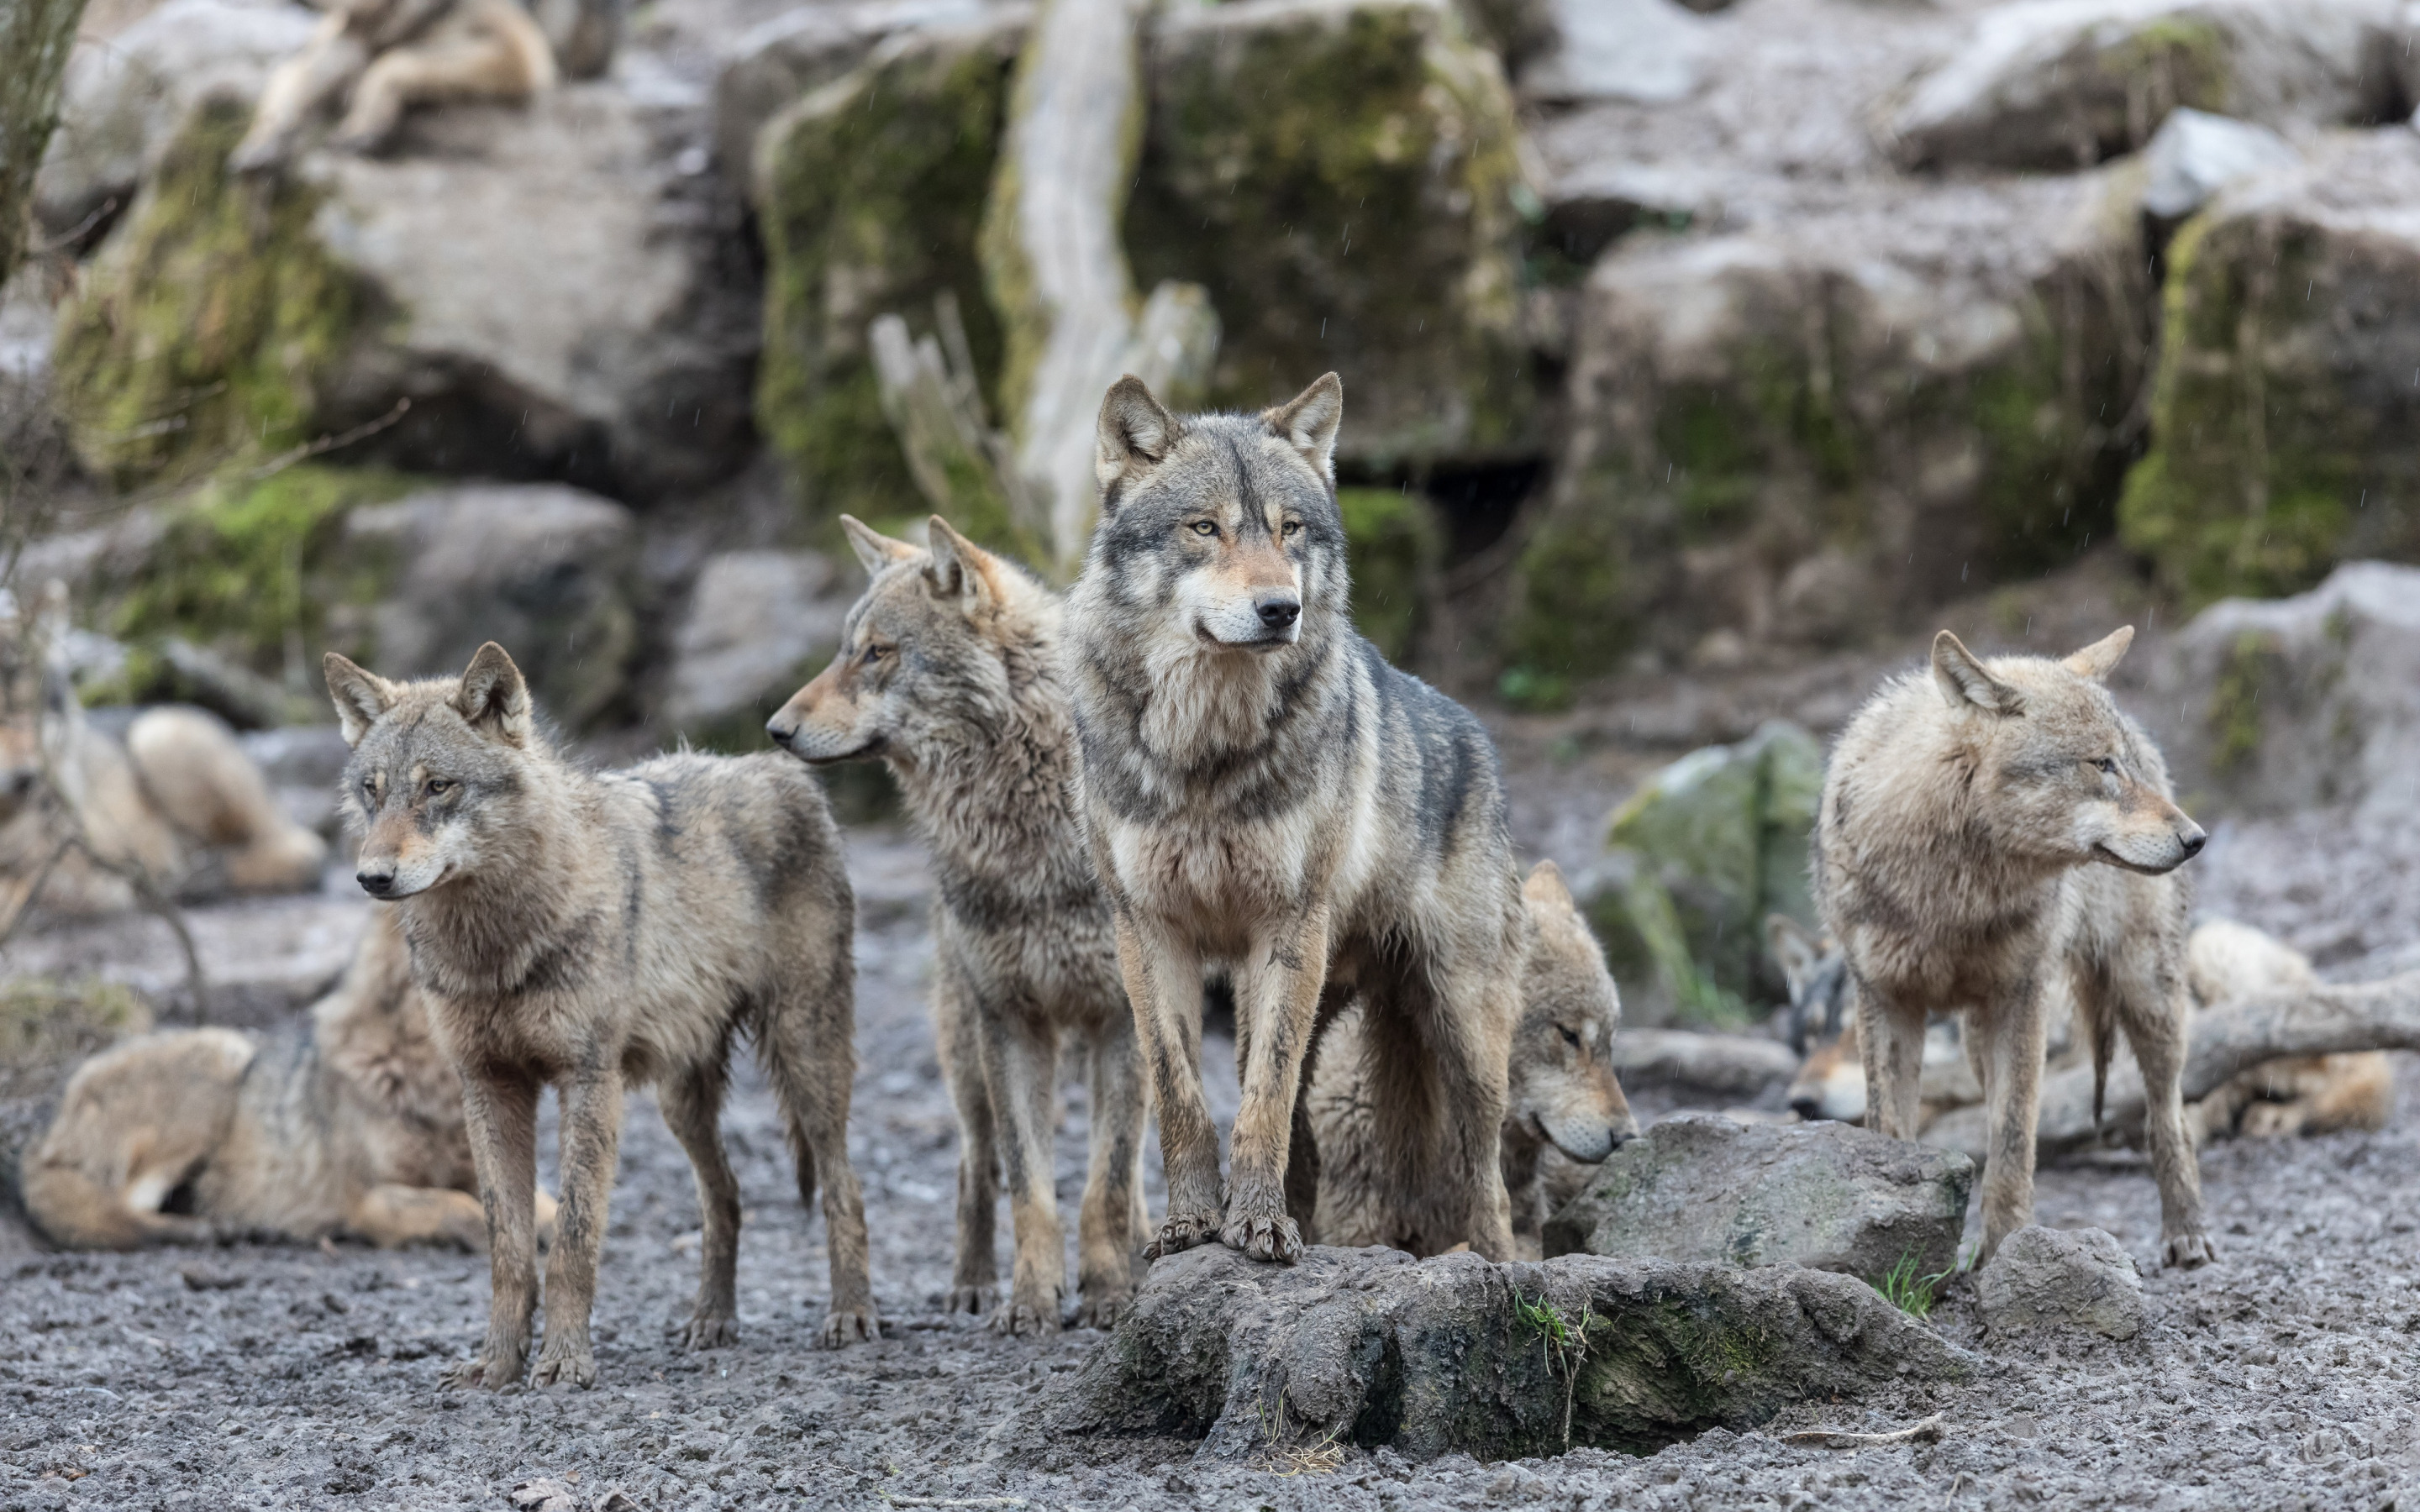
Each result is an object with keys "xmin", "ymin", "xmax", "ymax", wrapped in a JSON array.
[
  {"xmin": 322, "ymin": 642, "xmax": 874, "ymax": 1391},
  {"xmin": 231, "ymin": 0, "xmax": 556, "ymax": 170},
  {"xmin": 22, "ymin": 907, "xmax": 557, "ymax": 1251},
  {"xmin": 0, "ymin": 582, "xmax": 325, "ymax": 921},
  {"xmin": 1814, "ymin": 627, "xmax": 2215, "ymax": 1268},
  {"xmin": 1309, "ymin": 859, "xmax": 1637, "ymax": 1259},
  {"xmin": 766, "ymin": 515, "xmax": 1148, "ymax": 1337},
  {"xmin": 1067, "ymin": 372, "xmax": 1528, "ymax": 1265}
]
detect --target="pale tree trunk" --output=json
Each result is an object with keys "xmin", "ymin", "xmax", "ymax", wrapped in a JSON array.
[
  {"xmin": 0, "ymin": 0, "xmax": 87, "ymax": 297},
  {"xmin": 981, "ymin": 0, "xmax": 1217, "ymax": 579}
]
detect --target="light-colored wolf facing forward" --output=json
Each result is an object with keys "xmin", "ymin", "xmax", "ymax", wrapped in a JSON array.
[{"xmin": 1066, "ymin": 372, "xmax": 1528, "ymax": 1265}]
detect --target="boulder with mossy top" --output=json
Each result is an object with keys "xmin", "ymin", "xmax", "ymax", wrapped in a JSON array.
[
  {"xmin": 2135, "ymin": 561, "xmax": 2420, "ymax": 819},
  {"xmin": 1045, "ymin": 1242, "xmax": 1970, "ymax": 1462},
  {"xmin": 1339, "ymin": 486, "xmax": 1443, "ymax": 663},
  {"xmin": 1884, "ymin": 0, "xmax": 2410, "ymax": 173},
  {"xmin": 1543, "ymin": 1114, "xmax": 1973, "ymax": 1285},
  {"xmin": 1128, "ymin": 0, "xmax": 1539, "ymax": 471},
  {"xmin": 1504, "ymin": 171, "xmax": 2154, "ymax": 685},
  {"xmin": 50, "ymin": 84, "xmax": 757, "ymax": 505},
  {"xmin": 753, "ymin": 18, "xmax": 1023, "ymax": 549},
  {"xmin": 2118, "ymin": 132, "xmax": 2420, "ymax": 609}
]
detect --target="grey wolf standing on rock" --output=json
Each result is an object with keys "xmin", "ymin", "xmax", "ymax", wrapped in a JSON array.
[
  {"xmin": 1310, "ymin": 859, "xmax": 1638, "ymax": 1259},
  {"xmin": 1813, "ymin": 627, "xmax": 2214, "ymax": 1268},
  {"xmin": 0, "ymin": 582, "xmax": 326, "ymax": 921},
  {"xmin": 765, "ymin": 515, "xmax": 1147, "ymax": 1337},
  {"xmin": 23, "ymin": 906, "xmax": 559, "ymax": 1252},
  {"xmin": 322, "ymin": 643, "xmax": 873, "ymax": 1390},
  {"xmin": 231, "ymin": 0, "xmax": 555, "ymax": 170},
  {"xmin": 1066, "ymin": 372, "xmax": 1528, "ymax": 1265}
]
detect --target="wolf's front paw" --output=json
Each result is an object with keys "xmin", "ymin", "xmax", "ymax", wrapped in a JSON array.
[
  {"xmin": 529, "ymin": 1339, "xmax": 597, "ymax": 1389},
  {"xmin": 989, "ymin": 1291, "xmax": 1060, "ymax": 1338},
  {"xmin": 944, "ymin": 1284, "xmax": 996, "ymax": 1316},
  {"xmin": 1073, "ymin": 1285, "xmax": 1134, "ymax": 1331},
  {"xmin": 1221, "ymin": 1213, "xmax": 1303, "ymax": 1264},
  {"xmin": 819, "ymin": 1305, "xmax": 880, "ymax": 1347},
  {"xmin": 672, "ymin": 1311, "xmax": 739, "ymax": 1351},
  {"xmin": 2163, "ymin": 1230, "xmax": 2217, "ymax": 1269},
  {"xmin": 1143, "ymin": 1210, "xmax": 1220, "ymax": 1261},
  {"xmin": 441, "ymin": 1342, "xmax": 526, "ymax": 1391}
]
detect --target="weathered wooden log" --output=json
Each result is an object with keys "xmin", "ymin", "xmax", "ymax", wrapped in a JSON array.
[
  {"xmin": 1610, "ymin": 1028, "xmax": 1798, "ymax": 1099},
  {"xmin": 867, "ymin": 297, "xmax": 1039, "ymax": 559}
]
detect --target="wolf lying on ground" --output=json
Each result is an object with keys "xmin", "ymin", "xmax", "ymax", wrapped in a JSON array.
[
  {"xmin": 231, "ymin": 0, "xmax": 555, "ymax": 169},
  {"xmin": 1309, "ymin": 859, "xmax": 1637, "ymax": 1259},
  {"xmin": 22, "ymin": 907, "xmax": 558, "ymax": 1251},
  {"xmin": 323, "ymin": 643, "xmax": 872, "ymax": 1390},
  {"xmin": 1068, "ymin": 372, "xmax": 1528, "ymax": 1265},
  {"xmin": 767, "ymin": 515, "xmax": 1147, "ymax": 1338},
  {"xmin": 1814, "ymin": 627, "xmax": 2214, "ymax": 1268},
  {"xmin": 1772, "ymin": 914, "xmax": 2392, "ymax": 1144},
  {"xmin": 0, "ymin": 583, "xmax": 326, "ymax": 921}
]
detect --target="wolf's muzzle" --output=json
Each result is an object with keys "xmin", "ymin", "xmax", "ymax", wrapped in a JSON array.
[
  {"xmin": 765, "ymin": 717, "xmax": 797, "ymax": 751},
  {"xmin": 355, "ymin": 868, "xmax": 397, "ymax": 897},
  {"xmin": 1255, "ymin": 593, "xmax": 1301, "ymax": 632}
]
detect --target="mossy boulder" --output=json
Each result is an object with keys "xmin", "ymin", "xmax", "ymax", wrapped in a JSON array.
[
  {"xmin": 1505, "ymin": 171, "xmax": 2154, "ymax": 682},
  {"xmin": 1128, "ymin": 0, "xmax": 1539, "ymax": 470},
  {"xmin": 1886, "ymin": 0, "xmax": 2409, "ymax": 172},
  {"xmin": 754, "ymin": 20, "xmax": 1022, "ymax": 548},
  {"xmin": 51, "ymin": 84, "xmax": 758, "ymax": 503},
  {"xmin": 1340, "ymin": 484, "xmax": 1444, "ymax": 662},
  {"xmin": 2118, "ymin": 132, "xmax": 2420, "ymax": 606},
  {"xmin": 1049, "ymin": 1242, "xmax": 1970, "ymax": 1461}
]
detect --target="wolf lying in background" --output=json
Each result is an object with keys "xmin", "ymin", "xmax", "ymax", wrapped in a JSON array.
[
  {"xmin": 0, "ymin": 584, "xmax": 326, "ymax": 921},
  {"xmin": 232, "ymin": 0, "xmax": 555, "ymax": 169},
  {"xmin": 1070, "ymin": 372, "xmax": 1528, "ymax": 1265},
  {"xmin": 1814, "ymin": 627, "xmax": 2213, "ymax": 1267},
  {"xmin": 1773, "ymin": 915, "xmax": 2392, "ymax": 1145},
  {"xmin": 1310, "ymin": 860, "xmax": 1637, "ymax": 1259},
  {"xmin": 768, "ymin": 515, "xmax": 1146, "ymax": 1338},
  {"xmin": 23, "ymin": 907, "xmax": 557, "ymax": 1251},
  {"xmin": 324, "ymin": 643, "xmax": 871, "ymax": 1390}
]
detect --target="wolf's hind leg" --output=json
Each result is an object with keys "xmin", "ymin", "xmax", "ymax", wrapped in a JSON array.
[
  {"xmin": 985, "ymin": 1007, "xmax": 1065, "ymax": 1336},
  {"xmin": 761, "ymin": 963, "xmax": 879, "ymax": 1347},
  {"xmin": 2110, "ymin": 961, "xmax": 2213, "ymax": 1268},
  {"xmin": 348, "ymin": 1184, "xmax": 487, "ymax": 1250},
  {"xmin": 659, "ymin": 1055, "xmax": 741, "ymax": 1350},
  {"xmin": 934, "ymin": 969, "xmax": 999, "ymax": 1315},
  {"xmin": 1076, "ymin": 1012, "xmax": 1147, "ymax": 1328},
  {"xmin": 1412, "ymin": 962, "xmax": 1518, "ymax": 1261}
]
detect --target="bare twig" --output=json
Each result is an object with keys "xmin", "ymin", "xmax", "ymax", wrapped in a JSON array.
[
  {"xmin": 241, "ymin": 396, "xmax": 411, "ymax": 482},
  {"xmin": 1783, "ymin": 1414, "xmax": 1947, "ymax": 1449}
]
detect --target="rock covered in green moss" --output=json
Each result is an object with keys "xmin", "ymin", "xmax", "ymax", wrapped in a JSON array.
[
  {"xmin": 51, "ymin": 84, "xmax": 757, "ymax": 502},
  {"xmin": 1505, "ymin": 171, "xmax": 2153, "ymax": 681},
  {"xmin": 1339, "ymin": 484, "xmax": 1443, "ymax": 661},
  {"xmin": 2118, "ymin": 132, "xmax": 2420, "ymax": 606},
  {"xmin": 754, "ymin": 19, "xmax": 1021, "ymax": 543},
  {"xmin": 1886, "ymin": 0, "xmax": 2408, "ymax": 172},
  {"xmin": 1543, "ymin": 1113, "xmax": 1973, "ymax": 1285},
  {"xmin": 1128, "ymin": 0, "xmax": 1538, "ymax": 470},
  {"xmin": 1049, "ymin": 1242, "xmax": 1970, "ymax": 1461}
]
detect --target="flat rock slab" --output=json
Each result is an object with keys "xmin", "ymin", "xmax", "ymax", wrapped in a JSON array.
[
  {"xmin": 1050, "ymin": 1244, "xmax": 1970, "ymax": 1462},
  {"xmin": 1975, "ymin": 1225, "xmax": 2147, "ymax": 1341},
  {"xmin": 1544, "ymin": 1114, "xmax": 1972, "ymax": 1281}
]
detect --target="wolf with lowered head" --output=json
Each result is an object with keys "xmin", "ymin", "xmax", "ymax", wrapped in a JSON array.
[
  {"xmin": 1813, "ymin": 627, "xmax": 2214, "ymax": 1268},
  {"xmin": 767, "ymin": 515, "xmax": 1146, "ymax": 1336},
  {"xmin": 1066, "ymin": 372, "xmax": 1528, "ymax": 1264},
  {"xmin": 322, "ymin": 643, "xmax": 874, "ymax": 1390}
]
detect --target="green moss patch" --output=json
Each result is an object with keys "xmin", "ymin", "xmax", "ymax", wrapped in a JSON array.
[
  {"xmin": 1339, "ymin": 485, "xmax": 1442, "ymax": 663},
  {"xmin": 50, "ymin": 98, "xmax": 370, "ymax": 488}
]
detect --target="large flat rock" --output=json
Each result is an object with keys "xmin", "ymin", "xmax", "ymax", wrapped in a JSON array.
[{"xmin": 1049, "ymin": 1242, "xmax": 1970, "ymax": 1461}]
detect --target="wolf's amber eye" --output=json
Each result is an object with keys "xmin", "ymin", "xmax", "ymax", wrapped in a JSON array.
[
  {"xmin": 1189, "ymin": 520, "xmax": 1218, "ymax": 538},
  {"xmin": 423, "ymin": 777, "xmax": 452, "ymax": 798},
  {"xmin": 862, "ymin": 644, "xmax": 886, "ymax": 664},
  {"xmin": 2093, "ymin": 757, "xmax": 2118, "ymax": 775},
  {"xmin": 1281, "ymin": 519, "xmax": 1302, "ymax": 538}
]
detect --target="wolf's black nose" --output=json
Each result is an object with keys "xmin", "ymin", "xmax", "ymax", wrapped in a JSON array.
[
  {"xmin": 1255, "ymin": 594, "xmax": 1300, "ymax": 630},
  {"xmin": 2180, "ymin": 830, "xmax": 2206, "ymax": 858},
  {"xmin": 356, "ymin": 870, "xmax": 395, "ymax": 897},
  {"xmin": 1790, "ymin": 1095, "xmax": 1823, "ymax": 1122},
  {"xmin": 765, "ymin": 719, "xmax": 795, "ymax": 750}
]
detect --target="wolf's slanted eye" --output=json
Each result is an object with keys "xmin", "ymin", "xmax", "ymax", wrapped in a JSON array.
[
  {"xmin": 1281, "ymin": 519, "xmax": 1302, "ymax": 538},
  {"xmin": 2093, "ymin": 757, "xmax": 2118, "ymax": 775},
  {"xmin": 423, "ymin": 777, "xmax": 454, "ymax": 798},
  {"xmin": 862, "ymin": 644, "xmax": 886, "ymax": 664},
  {"xmin": 1557, "ymin": 1025, "xmax": 1581, "ymax": 1048},
  {"xmin": 1188, "ymin": 520, "xmax": 1218, "ymax": 538}
]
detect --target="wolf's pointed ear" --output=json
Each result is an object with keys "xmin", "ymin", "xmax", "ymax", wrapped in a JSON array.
[
  {"xmin": 923, "ymin": 516, "xmax": 997, "ymax": 607},
  {"xmin": 324, "ymin": 653, "xmax": 397, "ymax": 748},
  {"xmin": 454, "ymin": 642, "xmax": 533, "ymax": 748},
  {"xmin": 2062, "ymin": 625, "xmax": 2133, "ymax": 682},
  {"xmin": 1765, "ymin": 913, "xmax": 1823, "ymax": 990},
  {"xmin": 839, "ymin": 515, "xmax": 919, "ymax": 579},
  {"xmin": 1521, "ymin": 858, "xmax": 1577, "ymax": 916},
  {"xmin": 1264, "ymin": 372, "xmax": 1344, "ymax": 480},
  {"xmin": 1931, "ymin": 630, "xmax": 2023, "ymax": 717},
  {"xmin": 1095, "ymin": 375, "xmax": 1179, "ymax": 506}
]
